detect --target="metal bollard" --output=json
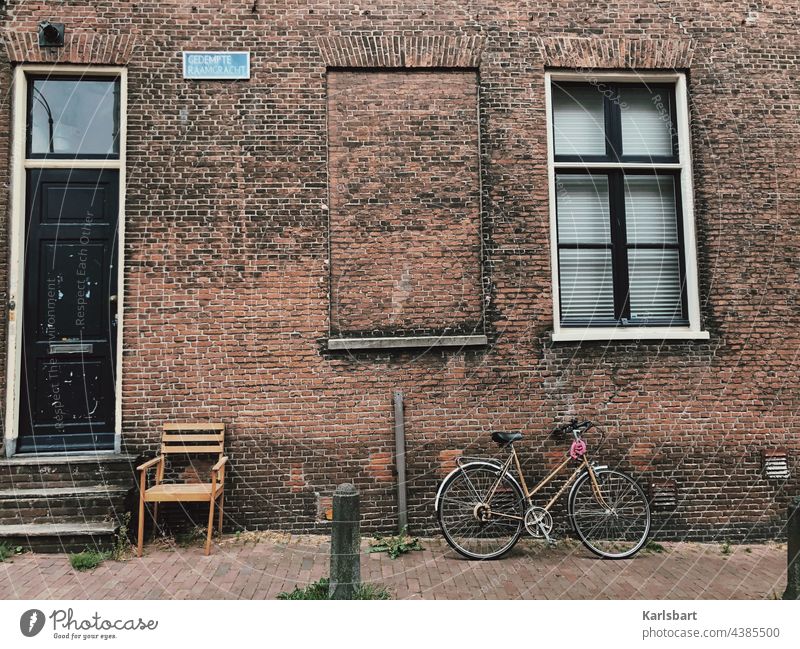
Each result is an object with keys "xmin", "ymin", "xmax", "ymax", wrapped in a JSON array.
[
  {"xmin": 783, "ymin": 495, "xmax": 800, "ymax": 600},
  {"xmin": 329, "ymin": 483, "xmax": 361, "ymax": 600}
]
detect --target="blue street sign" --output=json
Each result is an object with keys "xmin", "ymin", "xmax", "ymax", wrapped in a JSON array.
[{"xmin": 182, "ymin": 51, "xmax": 250, "ymax": 80}]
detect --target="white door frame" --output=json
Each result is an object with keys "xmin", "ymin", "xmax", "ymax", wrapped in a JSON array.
[{"xmin": 3, "ymin": 64, "xmax": 127, "ymax": 456}]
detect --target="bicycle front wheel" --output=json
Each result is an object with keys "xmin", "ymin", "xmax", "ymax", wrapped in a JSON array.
[
  {"xmin": 437, "ymin": 464, "xmax": 525, "ymax": 560},
  {"xmin": 568, "ymin": 469, "xmax": 651, "ymax": 559}
]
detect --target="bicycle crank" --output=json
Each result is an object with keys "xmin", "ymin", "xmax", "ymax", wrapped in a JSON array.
[{"xmin": 524, "ymin": 506, "xmax": 554, "ymax": 540}]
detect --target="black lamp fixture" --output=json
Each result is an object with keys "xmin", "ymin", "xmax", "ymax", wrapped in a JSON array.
[{"xmin": 38, "ymin": 21, "xmax": 65, "ymax": 48}]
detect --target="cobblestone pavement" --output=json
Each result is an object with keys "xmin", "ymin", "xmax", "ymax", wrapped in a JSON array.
[{"xmin": 0, "ymin": 534, "xmax": 787, "ymax": 600}]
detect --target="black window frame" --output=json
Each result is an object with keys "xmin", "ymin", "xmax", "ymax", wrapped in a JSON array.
[
  {"xmin": 552, "ymin": 81, "xmax": 688, "ymax": 328},
  {"xmin": 25, "ymin": 74, "xmax": 121, "ymax": 160},
  {"xmin": 552, "ymin": 81, "xmax": 680, "ymax": 165}
]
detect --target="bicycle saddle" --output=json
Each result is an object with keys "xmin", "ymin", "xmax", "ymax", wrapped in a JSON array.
[{"xmin": 491, "ymin": 431, "xmax": 523, "ymax": 445}]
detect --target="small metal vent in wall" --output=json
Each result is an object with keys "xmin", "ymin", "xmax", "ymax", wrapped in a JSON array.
[
  {"xmin": 649, "ymin": 480, "xmax": 678, "ymax": 510},
  {"xmin": 763, "ymin": 449, "xmax": 790, "ymax": 479}
]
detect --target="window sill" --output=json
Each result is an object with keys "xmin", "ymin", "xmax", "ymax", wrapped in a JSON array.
[
  {"xmin": 327, "ymin": 335, "xmax": 488, "ymax": 351},
  {"xmin": 551, "ymin": 327, "xmax": 709, "ymax": 342}
]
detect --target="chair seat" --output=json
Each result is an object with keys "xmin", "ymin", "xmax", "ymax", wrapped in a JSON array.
[{"xmin": 143, "ymin": 483, "xmax": 217, "ymax": 502}]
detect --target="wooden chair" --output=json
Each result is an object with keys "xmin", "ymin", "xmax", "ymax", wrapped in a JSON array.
[{"xmin": 137, "ymin": 423, "xmax": 228, "ymax": 557}]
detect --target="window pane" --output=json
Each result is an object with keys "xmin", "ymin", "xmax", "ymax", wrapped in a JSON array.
[
  {"xmin": 552, "ymin": 84, "xmax": 606, "ymax": 156},
  {"xmin": 559, "ymin": 249, "xmax": 615, "ymax": 322},
  {"xmin": 29, "ymin": 78, "xmax": 119, "ymax": 156},
  {"xmin": 627, "ymin": 249, "xmax": 682, "ymax": 320},
  {"xmin": 619, "ymin": 87, "xmax": 674, "ymax": 157},
  {"xmin": 556, "ymin": 174, "xmax": 610, "ymax": 244},
  {"xmin": 624, "ymin": 175, "xmax": 678, "ymax": 244}
]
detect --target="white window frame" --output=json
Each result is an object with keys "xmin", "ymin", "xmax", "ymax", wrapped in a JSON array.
[
  {"xmin": 545, "ymin": 71, "xmax": 708, "ymax": 342},
  {"xmin": 3, "ymin": 64, "xmax": 127, "ymax": 457}
]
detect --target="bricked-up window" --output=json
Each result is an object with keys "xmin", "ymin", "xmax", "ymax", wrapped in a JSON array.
[
  {"xmin": 327, "ymin": 70, "xmax": 484, "ymax": 346},
  {"xmin": 547, "ymin": 73, "xmax": 707, "ymax": 341}
]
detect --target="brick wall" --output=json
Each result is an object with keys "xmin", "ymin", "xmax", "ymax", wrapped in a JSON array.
[
  {"xmin": 328, "ymin": 69, "xmax": 482, "ymax": 337},
  {"xmin": 0, "ymin": 1, "xmax": 798, "ymax": 541},
  {"xmin": 0, "ymin": 5, "xmax": 9, "ymax": 453}
]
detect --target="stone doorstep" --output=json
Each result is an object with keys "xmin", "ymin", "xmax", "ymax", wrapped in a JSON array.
[
  {"xmin": 0, "ymin": 521, "xmax": 120, "ymax": 552},
  {"xmin": 0, "ymin": 453, "xmax": 137, "ymax": 466},
  {"xmin": 0, "ymin": 460, "xmax": 135, "ymax": 551},
  {"xmin": 0, "ymin": 485, "xmax": 130, "ymax": 499},
  {"xmin": 0, "ymin": 522, "xmax": 118, "ymax": 536},
  {"xmin": 0, "ymin": 485, "xmax": 131, "ymax": 523}
]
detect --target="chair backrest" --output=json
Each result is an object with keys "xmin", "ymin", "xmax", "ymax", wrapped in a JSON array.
[{"xmin": 161, "ymin": 423, "xmax": 225, "ymax": 461}]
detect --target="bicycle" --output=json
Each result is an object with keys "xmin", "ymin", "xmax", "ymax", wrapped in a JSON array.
[{"xmin": 435, "ymin": 419, "xmax": 651, "ymax": 560}]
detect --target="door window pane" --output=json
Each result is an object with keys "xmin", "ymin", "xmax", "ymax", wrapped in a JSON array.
[
  {"xmin": 624, "ymin": 175, "xmax": 678, "ymax": 244},
  {"xmin": 619, "ymin": 87, "xmax": 674, "ymax": 157},
  {"xmin": 29, "ymin": 78, "xmax": 120, "ymax": 157},
  {"xmin": 556, "ymin": 174, "xmax": 610, "ymax": 244},
  {"xmin": 552, "ymin": 84, "xmax": 606, "ymax": 156},
  {"xmin": 559, "ymin": 249, "xmax": 615, "ymax": 322}
]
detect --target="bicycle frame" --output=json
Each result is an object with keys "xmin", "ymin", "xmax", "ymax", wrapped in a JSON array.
[{"xmin": 476, "ymin": 443, "xmax": 610, "ymax": 522}]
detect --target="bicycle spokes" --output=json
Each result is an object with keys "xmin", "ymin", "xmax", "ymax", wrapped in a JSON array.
[
  {"xmin": 437, "ymin": 465, "xmax": 525, "ymax": 560},
  {"xmin": 569, "ymin": 470, "xmax": 651, "ymax": 559}
]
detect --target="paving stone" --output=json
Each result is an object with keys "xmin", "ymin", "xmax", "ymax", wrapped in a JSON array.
[{"xmin": 0, "ymin": 534, "xmax": 786, "ymax": 600}]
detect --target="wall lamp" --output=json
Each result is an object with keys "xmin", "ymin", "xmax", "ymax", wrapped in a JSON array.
[{"xmin": 38, "ymin": 21, "xmax": 65, "ymax": 48}]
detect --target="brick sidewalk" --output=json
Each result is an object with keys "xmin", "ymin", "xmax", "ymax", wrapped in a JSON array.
[{"xmin": 0, "ymin": 534, "xmax": 787, "ymax": 600}]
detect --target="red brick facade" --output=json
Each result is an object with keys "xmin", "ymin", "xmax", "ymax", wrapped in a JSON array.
[
  {"xmin": 329, "ymin": 69, "xmax": 483, "ymax": 336},
  {"xmin": 1, "ymin": 2, "xmax": 798, "ymax": 541}
]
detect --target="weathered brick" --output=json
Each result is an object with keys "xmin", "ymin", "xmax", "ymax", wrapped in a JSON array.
[{"xmin": 0, "ymin": 1, "xmax": 796, "ymax": 543}]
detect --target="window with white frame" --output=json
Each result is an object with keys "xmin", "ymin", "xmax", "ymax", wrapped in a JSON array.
[{"xmin": 546, "ymin": 73, "xmax": 706, "ymax": 340}]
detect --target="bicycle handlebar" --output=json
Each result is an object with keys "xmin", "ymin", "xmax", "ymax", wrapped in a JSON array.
[{"xmin": 551, "ymin": 418, "xmax": 593, "ymax": 438}]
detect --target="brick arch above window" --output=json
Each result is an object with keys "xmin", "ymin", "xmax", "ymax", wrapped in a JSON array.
[
  {"xmin": 315, "ymin": 33, "xmax": 485, "ymax": 69},
  {"xmin": 3, "ymin": 32, "xmax": 137, "ymax": 65},
  {"xmin": 535, "ymin": 37, "xmax": 694, "ymax": 70}
]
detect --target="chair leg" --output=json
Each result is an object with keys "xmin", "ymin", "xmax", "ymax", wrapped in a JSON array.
[
  {"xmin": 217, "ymin": 493, "xmax": 224, "ymax": 538},
  {"xmin": 153, "ymin": 503, "xmax": 159, "ymax": 532},
  {"xmin": 205, "ymin": 497, "xmax": 216, "ymax": 556},
  {"xmin": 137, "ymin": 494, "xmax": 145, "ymax": 558}
]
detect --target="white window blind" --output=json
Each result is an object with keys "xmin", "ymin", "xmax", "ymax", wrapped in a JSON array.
[
  {"xmin": 557, "ymin": 175, "xmax": 610, "ymax": 244},
  {"xmin": 552, "ymin": 85, "xmax": 606, "ymax": 156},
  {"xmin": 627, "ymin": 249, "xmax": 682, "ymax": 320},
  {"xmin": 624, "ymin": 175, "xmax": 678, "ymax": 244},
  {"xmin": 556, "ymin": 174, "xmax": 614, "ymax": 322},
  {"xmin": 619, "ymin": 87, "xmax": 673, "ymax": 157},
  {"xmin": 625, "ymin": 174, "xmax": 682, "ymax": 320},
  {"xmin": 559, "ymin": 249, "xmax": 615, "ymax": 322}
]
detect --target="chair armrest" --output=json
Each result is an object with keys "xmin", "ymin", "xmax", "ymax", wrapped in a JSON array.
[
  {"xmin": 211, "ymin": 456, "xmax": 228, "ymax": 473},
  {"xmin": 137, "ymin": 456, "xmax": 163, "ymax": 472}
]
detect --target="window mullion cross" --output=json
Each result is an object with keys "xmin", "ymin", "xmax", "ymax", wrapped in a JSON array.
[
  {"xmin": 605, "ymin": 86, "xmax": 631, "ymax": 323},
  {"xmin": 609, "ymin": 170, "xmax": 630, "ymax": 322},
  {"xmin": 605, "ymin": 85, "xmax": 623, "ymax": 162}
]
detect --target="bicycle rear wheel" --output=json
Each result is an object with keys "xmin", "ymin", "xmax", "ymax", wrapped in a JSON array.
[
  {"xmin": 568, "ymin": 468, "xmax": 650, "ymax": 559},
  {"xmin": 437, "ymin": 464, "xmax": 525, "ymax": 560}
]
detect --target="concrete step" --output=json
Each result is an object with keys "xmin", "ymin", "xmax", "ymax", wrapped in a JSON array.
[
  {"xmin": 0, "ymin": 453, "xmax": 137, "ymax": 490},
  {"xmin": 0, "ymin": 485, "xmax": 129, "ymax": 498},
  {"xmin": 0, "ymin": 521, "xmax": 119, "ymax": 553},
  {"xmin": 0, "ymin": 454, "xmax": 137, "ymax": 551},
  {"xmin": 0, "ymin": 485, "xmax": 130, "ymax": 525}
]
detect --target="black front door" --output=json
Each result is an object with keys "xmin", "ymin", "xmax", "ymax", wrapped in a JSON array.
[{"xmin": 18, "ymin": 169, "xmax": 119, "ymax": 452}]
